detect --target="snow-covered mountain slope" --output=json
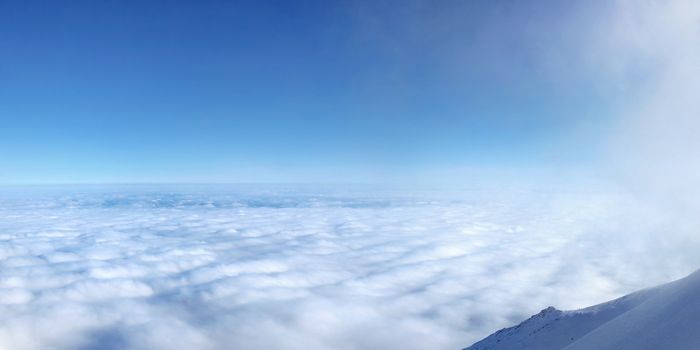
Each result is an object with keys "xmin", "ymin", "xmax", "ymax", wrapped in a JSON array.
[{"xmin": 465, "ymin": 269, "xmax": 700, "ymax": 350}]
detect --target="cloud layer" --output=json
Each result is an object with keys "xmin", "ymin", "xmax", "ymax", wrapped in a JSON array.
[{"xmin": 0, "ymin": 186, "xmax": 698, "ymax": 350}]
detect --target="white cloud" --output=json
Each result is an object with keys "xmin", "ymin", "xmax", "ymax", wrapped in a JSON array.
[
  {"xmin": 589, "ymin": 0, "xmax": 700, "ymax": 214},
  {"xmin": 0, "ymin": 186, "xmax": 698, "ymax": 350}
]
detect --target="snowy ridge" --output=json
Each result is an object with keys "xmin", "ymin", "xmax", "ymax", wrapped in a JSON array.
[{"xmin": 465, "ymin": 269, "xmax": 700, "ymax": 350}]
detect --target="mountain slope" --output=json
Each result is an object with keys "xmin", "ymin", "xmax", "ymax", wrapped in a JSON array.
[{"xmin": 465, "ymin": 269, "xmax": 700, "ymax": 350}]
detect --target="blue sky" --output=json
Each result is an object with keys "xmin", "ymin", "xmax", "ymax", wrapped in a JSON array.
[{"xmin": 0, "ymin": 0, "xmax": 619, "ymax": 184}]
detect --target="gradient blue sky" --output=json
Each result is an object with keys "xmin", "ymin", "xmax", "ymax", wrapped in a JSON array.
[{"xmin": 0, "ymin": 0, "xmax": 619, "ymax": 184}]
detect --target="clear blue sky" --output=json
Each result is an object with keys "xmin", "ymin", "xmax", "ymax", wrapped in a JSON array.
[{"xmin": 0, "ymin": 0, "xmax": 616, "ymax": 184}]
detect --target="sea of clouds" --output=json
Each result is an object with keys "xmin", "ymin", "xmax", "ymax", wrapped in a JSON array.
[{"xmin": 1, "ymin": 185, "xmax": 699, "ymax": 350}]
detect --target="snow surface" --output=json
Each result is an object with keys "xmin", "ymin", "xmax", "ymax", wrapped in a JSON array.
[
  {"xmin": 465, "ymin": 269, "xmax": 700, "ymax": 350},
  {"xmin": 0, "ymin": 185, "xmax": 699, "ymax": 350}
]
